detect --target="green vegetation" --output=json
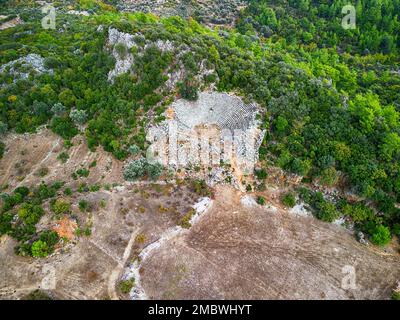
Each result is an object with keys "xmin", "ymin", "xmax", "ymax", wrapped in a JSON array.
[
  {"xmin": 119, "ymin": 278, "xmax": 135, "ymax": 294},
  {"xmin": 257, "ymin": 196, "xmax": 266, "ymax": 206},
  {"xmin": 179, "ymin": 209, "xmax": 196, "ymax": 228},
  {"xmin": 31, "ymin": 240, "xmax": 49, "ymax": 258},
  {"xmin": 281, "ymin": 192, "xmax": 296, "ymax": 208},
  {"xmin": 78, "ymin": 199, "xmax": 91, "ymax": 212},
  {"xmin": 23, "ymin": 289, "xmax": 53, "ymax": 300},
  {"xmin": 52, "ymin": 199, "xmax": 71, "ymax": 215},
  {"xmin": 57, "ymin": 151, "xmax": 70, "ymax": 164},
  {"xmin": 191, "ymin": 179, "xmax": 212, "ymax": 197},
  {"xmin": 0, "ymin": 182, "xmax": 63, "ymax": 257},
  {"xmin": 0, "ymin": 141, "xmax": 5, "ymax": 159},
  {"xmin": 369, "ymin": 224, "xmax": 391, "ymax": 246},
  {"xmin": 123, "ymin": 158, "xmax": 163, "ymax": 181}
]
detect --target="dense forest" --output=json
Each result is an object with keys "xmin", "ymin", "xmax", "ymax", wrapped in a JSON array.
[
  {"xmin": 238, "ymin": 0, "xmax": 400, "ymax": 54},
  {"xmin": 0, "ymin": 0, "xmax": 399, "ymax": 253}
]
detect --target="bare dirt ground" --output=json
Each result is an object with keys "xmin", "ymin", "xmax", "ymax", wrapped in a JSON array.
[
  {"xmin": 140, "ymin": 186, "xmax": 400, "ymax": 300},
  {"xmin": 0, "ymin": 130, "xmax": 199, "ymax": 300},
  {"xmin": 0, "ymin": 16, "xmax": 22, "ymax": 30},
  {"xmin": 0, "ymin": 130, "xmax": 399, "ymax": 300}
]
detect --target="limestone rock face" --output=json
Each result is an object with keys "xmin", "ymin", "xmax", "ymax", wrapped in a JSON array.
[
  {"xmin": 107, "ymin": 28, "xmax": 175, "ymax": 81},
  {"xmin": 0, "ymin": 54, "xmax": 53, "ymax": 83},
  {"xmin": 107, "ymin": 28, "xmax": 138, "ymax": 81}
]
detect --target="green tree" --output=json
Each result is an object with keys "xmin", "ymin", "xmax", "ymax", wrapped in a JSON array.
[
  {"xmin": 123, "ymin": 158, "xmax": 147, "ymax": 181},
  {"xmin": 370, "ymin": 225, "xmax": 391, "ymax": 246},
  {"xmin": 70, "ymin": 109, "xmax": 88, "ymax": 126},
  {"xmin": 51, "ymin": 103, "xmax": 66, "ymax": 117},
  {"xmin": 178, "ymin": 77, "xmax": 198, "ymax": 101},
  {"xmin": 381, "ymin": 132, "xmax": 400, "ymax": 161}
]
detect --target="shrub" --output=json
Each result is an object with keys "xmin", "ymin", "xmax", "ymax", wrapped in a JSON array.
[
  {"xmin": 257, "ymin": 196, "xmax": 266, "ymax": 205},
  {"xmin": 14, "ymin": 186, "xmax": 30, "ymax": 198},
  {"xmin": 57, "ymin": 152, "xmax": 69, "ymax": 163},
  {"xmin": 76, "ymin": 168, "xmax": 90, "ymax": 178},
  {"xmin": 146, "ymin": 162, "xmax": 163, "ymax": 180},
  {"xmin": 281, "ymin": 192, "xmax": 296, "ymax": 208},
  {"xmin": 50, "ymin": 117, "xmax": 78, "ymax": 140},
  {"xmin": 0, "ymin": 121, "xmax": 7, "ymax": 135},
  {"xmin": 89, "ymin": 184, "xmax": 100, "ymax": 192},
  {"xmin": 179, "ymin": 209, "xmax": 195, "ymax": 229},
  {"xmin": 370, "ymin": 225, "xmax": 391, "ymax": 246},
  {"xmin": 89, "ymin": 160, "xmax": 97, "ymax": 168},
  {"xmin": 254, "ymin": 168, "xmax": 267, "ymax": 180},
  {"xmin": 0, "ymin": 141, "xmax": 5, "ymax": 159},
  {"xmin": 115, "ymin": 43, "xmax": 128, "ymax": 59},
  {"xmin": 51, "ymin": 103, "xmax": 66, "ymax": 117},
  {"xmin": 342, "ymin": 203, "xmax": 374, "ymax": 223},
  {"xmin": 320, "ymin": 167, "xmax": 338, "ymax": 186},
  {"xmin": 84, "ymin": 226, "xmax": 92, "ymax": 236},
  {"xmin": 70, "ymin": 109, "xmax": 88, "ymax": 126},
  {"xmin": 52, "ymin": 199, "xmax": 71, "ymax": 215},
  {"xmin": 78, "ymin": 199, "xmax": 91, "ymax": 212},
  {"xmin": 123, "ymin": 158, "xmax": 147, "ymax": 181},
  {"xmin": 18, "ymin": 204, "xmax": 44, "ymax": 225},
  {"xmin": 191, "ymin": 179, "xmax": 211, "ymax": 197},
  {"xmin": 23, "ymin": 289, "xmax": 52, "ymax": 300},
  {"xmin": 119, "ymin": 278, "xmax": 135, "ymax": 294},
  {"xmin": 31, "ymin": 240, "xmax": 49, "ymax": 258},
  {"xmin": 178, "ymin": 76, "xmax": 198, "ymax": 101},
  {"xmin": 135, "ymin": 233, "xmax": 146, "ymax": 244},
  {"xmin": 64, "ymin": 187, "xmax": 72, "ymax": 196},
  {"xmin": 128, "ymin": 144, "xmax": 141, "ymax": 155},
  {"xmin": 0, "ymin": 212, "xmax": 13, "ymax": 235},
  {"xmin": 35, "ymin": 166, "xmax": 49, "ymax": 177},
  {"xmin": 315, "ymin": 201, "xmax": 340, "ymax": 223}
]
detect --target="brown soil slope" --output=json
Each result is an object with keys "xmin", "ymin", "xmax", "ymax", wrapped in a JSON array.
[{"xmin": 140, "ymin": 186, "xmax": 400, "ymax": 300}]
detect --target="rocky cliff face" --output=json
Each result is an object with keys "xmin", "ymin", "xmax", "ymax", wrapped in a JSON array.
[{"xmin": 107, "ymin": 27, "xmax": 175, "ymax": 81}]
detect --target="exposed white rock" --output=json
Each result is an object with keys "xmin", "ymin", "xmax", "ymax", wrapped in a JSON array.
[
  {"xmin": 114, "ymin": 185, "xmax": 125, "ymax": 192},
  {"xmin": 107, "ymin": 28, "xmax": 176, "ymax": 81},
  {"xmin": 240, "ymin": 195, "xmax": 258, "ymax": 207},
  {"xmin": 190, "ymin": 197, "xmax": 213, "ymax": 225},
  {"xmin": 289, "ymin": 203, "xmax": 312, "ymax": 218},
  {"xmin": 108, "ymin": 28, "xmax": 137, "ymax": 48},
  {"xmin": 145, "ymin": 39, "xmax": 174, "ymax": 52},
  {"xmin": 107, "ymin": 28, "xmax": 138, "ymax": 81},
  {"xmin": 67, "ymin": 10, "xmax": 90, "ymax": 16},
  {"xmin": 125, "ymin": 226, "xmax": 183, "ymax": 300},
  {"xmin": 333, "ymin": 216, "xmax": 346, "ymax": 226},
  {"xmin": 0, "ymin": 54, "xmax": 53, "ymax": 82}
]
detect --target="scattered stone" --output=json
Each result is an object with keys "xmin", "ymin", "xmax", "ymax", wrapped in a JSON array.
[
  {"xmin": 357, "ymin": 231, "xmax": 368, "ymax": 245},
  {"xmin": 289, "ymin": 203, "xmax": 312, "ymax": 218}
]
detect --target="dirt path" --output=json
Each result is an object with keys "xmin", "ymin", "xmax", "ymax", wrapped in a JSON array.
[{"xmin": 107, "ymin": 227, "xmax": 140, "ymax": 300}]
